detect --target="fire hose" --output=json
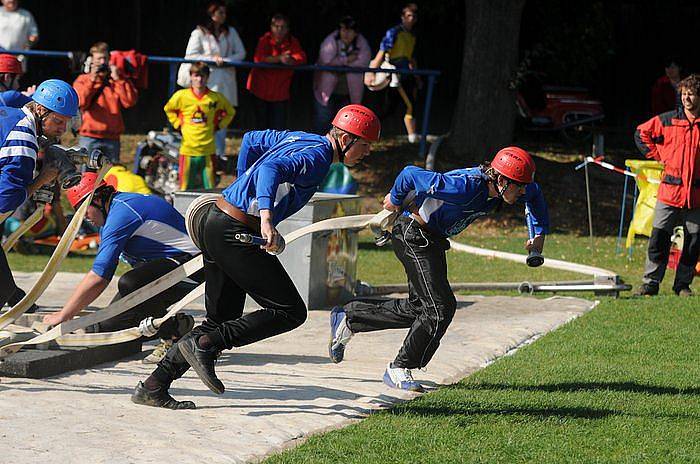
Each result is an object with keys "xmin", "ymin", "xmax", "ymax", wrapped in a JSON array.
[
  {"xmin": 0, "ymin": 163, "xmax": 112, "ymax": 333},
  {"xmin": 0, "ymin": 205, "xmax": 398, "ymax": 357}
]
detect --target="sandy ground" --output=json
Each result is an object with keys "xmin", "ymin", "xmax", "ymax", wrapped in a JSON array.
[{"xmin": 1, "ymin": 272, "xmax": 595, "ymax": 464}]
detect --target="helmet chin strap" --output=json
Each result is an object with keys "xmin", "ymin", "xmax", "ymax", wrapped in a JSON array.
[
  {"xmin": 333, "ymin": 133, "xmax": 358, "ymax": 164},
  {"xmin": 494, "ymin": 175, "xmax": 511, "ymax": 199}
]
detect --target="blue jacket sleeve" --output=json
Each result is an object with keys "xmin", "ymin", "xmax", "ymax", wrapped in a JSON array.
[
  {"xmin": 0, "ymin": 157, "xmax": 34, "ymax": 213},
  {"xmin": 92, "ymin": 213, "xmax": 142, "ymax": 280},
  {"xmin": 253, "ymin": 152, "xmax": 316, "ymax": 211},
  {"xmin": 380, "ymin": 26, "xmax": 399, "ymax": 52},
  {"xmin": 390, "ymin": 166, "xmax": 482, "ymax": 207},
  {"xmin": 0, "ymin": 91, "xmax": 31, "ymax": 108},
  {"xmin": 520, "ymin": 182, "xmax": 549, "ymax": 236},
  {"xmin": 236, "ymin": 130, "xmax": 289, "ymax": 178}
]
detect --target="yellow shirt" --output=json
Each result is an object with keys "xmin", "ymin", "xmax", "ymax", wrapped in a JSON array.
[{"xmin": 164, "ymin": 88, "xmax": 235, "ymax": 156}]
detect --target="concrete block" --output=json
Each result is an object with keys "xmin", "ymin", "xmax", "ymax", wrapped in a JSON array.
[{"xmin": 0, "ymin": 340, "xmax": 142, "ymax": 378}]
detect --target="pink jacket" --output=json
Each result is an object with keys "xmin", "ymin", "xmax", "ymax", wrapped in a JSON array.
[{"xmin": 313, "ymin": 31, "xmax": 371, "ymax": 106}]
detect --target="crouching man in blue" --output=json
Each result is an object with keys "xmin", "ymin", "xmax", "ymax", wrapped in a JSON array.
[
  {"xmin": 42, "ymin": 171, "xmax": 203, "ymax": 363},
  {"xmin": 0, "ymin": 79, "xmax": 76, "ymax": 312},
  {"xmin": 329, "ymin": 147, "xmax": 549, "ymax": 392},
  {"xmin": 132, "ymin": 104, "xmax": 382, "ymax": 409}
]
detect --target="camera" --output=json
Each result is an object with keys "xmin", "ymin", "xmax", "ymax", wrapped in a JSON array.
[{"xmin": 96, "ymin": 63, "xmax": 110, "ymax": 74}]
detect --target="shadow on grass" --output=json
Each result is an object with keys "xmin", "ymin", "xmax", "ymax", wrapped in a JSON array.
[
  {"xmin": 390, "ymin": 403, "xmax": 616, "ymax": 420},
  {"xmin": 462, "ymin": 381, "xmax": 700, "ymax": 396}
]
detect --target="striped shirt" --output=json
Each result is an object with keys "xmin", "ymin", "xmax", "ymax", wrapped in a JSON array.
[
  {"xmin": 0, "ymin": 106, "xmax": 38, "ymax": 213},
  {"xmin": 93, "ymin": 192, "xmax": 200, "ymax": 280}
]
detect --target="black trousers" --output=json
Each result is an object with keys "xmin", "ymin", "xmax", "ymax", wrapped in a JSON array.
[
  {"xmin": 153, "ymin": 203, "xmax": 307, "ymax": 384},
  {"xmin": 0, "ymin": 247, "xmax": 18, "ymax": 309},
  {"xmin": 345, "ymin": 216, "xmax": 456, "ymax": 369},
  {"xmin": 94, "ymin": 254, "xmax": 204, "ymax": 339}
]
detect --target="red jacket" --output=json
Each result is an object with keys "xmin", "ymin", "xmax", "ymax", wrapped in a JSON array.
[
  {"xmin": 635, "ymin": 108, "xmax": 700, "ymax": 208},
  {"xmin": 73, "ymin": 74, "xmax": 138, "ymax": 140},
  {"xmin": 246, "ymin": 31, "xmax": 307, "ymax": 102}
]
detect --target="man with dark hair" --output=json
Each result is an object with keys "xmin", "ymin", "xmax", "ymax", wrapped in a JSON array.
[
  {"xmin": 73, "ymin": 42, "xmax": 138, "ymax": 163},
  {"xmin": 246, "ymin": 13, "xmax": 306, "ymax": 129},
  {"xmin": 132, "ymin": 104, "xmax": 381, "ymax": 409},
  {"xmin": 328, "ymin": 147, "xmax": 548, "ymax": 392},
  {"xmin": 635, "ymin": 74, "xmax": 700, "ymax": 297},
  {"xmin": 42, "ymin": 171, "xmax": 203, "ymax": 363}
]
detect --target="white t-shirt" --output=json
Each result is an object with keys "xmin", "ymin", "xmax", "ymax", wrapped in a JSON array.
[{"xmin": 0, "ymin": 8, "xmax": 39, "ymax": 51}]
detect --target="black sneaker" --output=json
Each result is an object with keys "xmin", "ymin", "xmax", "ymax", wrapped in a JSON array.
[
  {"xmin": 131, "ymin": 381, "xmax": 196, "ymax": 410},
  {"xmin": 177, "ymin": 333, "xmax": 225, "ymax": 394},
  {"xmin": 634, "ymin": 283, "xmax": 658, "ymax": 297}
]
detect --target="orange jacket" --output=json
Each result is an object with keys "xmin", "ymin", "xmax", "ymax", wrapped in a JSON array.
[
  {"xmin": 635, "ymin": 108, "xmax": 700, "ymax": 208},
  {"xmin": 73, "ymin": 74, "xmax": 138, "ymax": 140}
]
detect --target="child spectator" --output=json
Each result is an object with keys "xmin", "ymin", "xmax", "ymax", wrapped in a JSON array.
[{"xmin": 164, "ymin": 62, "xmax": 234, "ymax": 191}]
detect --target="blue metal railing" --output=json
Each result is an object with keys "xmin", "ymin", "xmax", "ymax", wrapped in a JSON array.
[{"xmin": 4, "ymin": 48, "xmax": 440, "ymax": 157}]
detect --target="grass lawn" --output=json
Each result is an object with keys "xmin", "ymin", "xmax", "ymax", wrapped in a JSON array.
[{"xmin": 263, "ymin": 231, "xmax": 700, "ymax": 463}]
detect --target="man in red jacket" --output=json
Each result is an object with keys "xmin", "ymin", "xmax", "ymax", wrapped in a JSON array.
[
  {"xmin": 635, "ymin": 74, "xmax": 700, "ymax": 296},
  {"xmin": 73, "ymin": 42, "xmax": 138, "ymax": 163},
  {"xmin": 246, "ymin": 13, "xmax": 306, "ymax": 129}
]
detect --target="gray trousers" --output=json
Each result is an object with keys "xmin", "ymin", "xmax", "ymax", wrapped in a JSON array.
[{"xmin": 643, "ymin": 201, "xmax": 700, "ymax": 291}]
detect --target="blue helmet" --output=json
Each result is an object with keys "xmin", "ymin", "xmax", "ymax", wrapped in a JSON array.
[{"xmin": 32, "ymin": 79, "xmax": 79, "ymax": 117}]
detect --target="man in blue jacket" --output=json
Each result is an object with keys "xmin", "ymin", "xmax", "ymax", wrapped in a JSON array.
[
  {"xmin": 132, "ymin": 104, "xmax": 382, "ymax": 409},
  {"xmin": 0, "ymin": 79, "xmax": 76, "ymax": 311},
  {"xmin": 328, "ymin": 147, "xmax": 549, "ymax": 392},
  {"xmin": 42, "ymin": 171, "xmax": 203, "ymax": 363}
]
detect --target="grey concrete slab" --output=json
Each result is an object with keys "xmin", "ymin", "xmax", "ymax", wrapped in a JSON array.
[{"xmin": 0, "ymin": 290, "xmax": 596, "ymax": 464}]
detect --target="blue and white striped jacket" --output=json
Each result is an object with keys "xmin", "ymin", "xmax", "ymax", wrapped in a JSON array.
[{"xmin": 0, "ymin": 106, "xmax": 38, "ymax": 213}]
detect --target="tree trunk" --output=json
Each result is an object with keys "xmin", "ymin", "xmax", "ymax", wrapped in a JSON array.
[{"xmin": 447, "ymin": 0, "xmax": 526, "ymax": 163}]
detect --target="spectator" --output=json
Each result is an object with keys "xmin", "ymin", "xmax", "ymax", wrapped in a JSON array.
[
  {"xmin": 0, "ymin": 0, "xmax": 38, "ymax": 73},
  {"xmin": 312, "ymin": 16, "xmax": 371, "ymax": 134},
  {"xmin": 0, "ymin": 53, "xmax": 34, "ymax": 107},
  {"xmin": 73, "ymin": 42, "xmax": 138, "ymax": 163},
  {"xmin": 634, "ymin": 74, "xmax": 700, "ymax": 297},
  {"xmin": 651, "ymin": 58, "xmax": 683, "ymax": 115},
  {"xmin": 369, "ymin": 3, "xmax": 420, "ymax": 143},
  {"xmin": 164, "ymin": 62, "xmax": 234, "ymax": 191},
  {"xmin": 184, "ymin": 0, "xmax": 245, "ymax": 169},
  {"xmin": 246, "ymin": 13, "xmax": 306, "ymax": 130}
]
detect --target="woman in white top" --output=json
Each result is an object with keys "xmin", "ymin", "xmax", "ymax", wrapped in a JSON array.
[{"xmin": 184, "ymin": 1, "xmax": 246, "ymax": 162}]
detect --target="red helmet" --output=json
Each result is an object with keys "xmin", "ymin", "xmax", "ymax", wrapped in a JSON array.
[
  {"xmin": 491, "ymin": 146, "xmax": 536, "ymax": 184},
  {"xmin": 0, "ymin": 54, "xmax": 22, "ymax": 74},
  {"xmin": 332, "ymin": 104, "xmax": 381, "ymax": 142},
  {"xmin": 65, "ymin": 171, "xmax": 108, "ymax": 208}
]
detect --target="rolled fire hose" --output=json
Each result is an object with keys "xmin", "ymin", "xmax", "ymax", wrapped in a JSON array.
[
  {"xmin": 0, "ymin": 163, "xmax": 112, "ymax": 331},
  {"xmin": 2, "ymin": 206, "xmax": 44, "ymax": 252},
  {"xmin": 0, "ymin": 207, "xmax": 398, "ymax": 356}
]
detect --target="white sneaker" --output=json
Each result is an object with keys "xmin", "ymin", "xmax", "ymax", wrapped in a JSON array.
[
  {"xmin": 407, "ymin": 133, "xmax": 421, "ymax": 144},
  {"xmin": 383, "ymin": 362, "xmax": 425, "ymax": 392},
  {"xmin": 329, "ymin": 306, "xmax": 353, "ymax": 363}
]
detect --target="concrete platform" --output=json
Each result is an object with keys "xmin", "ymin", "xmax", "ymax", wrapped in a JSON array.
[{"xmin": 0, "ymin": 272, "xmax": 596, "ymax": 464}]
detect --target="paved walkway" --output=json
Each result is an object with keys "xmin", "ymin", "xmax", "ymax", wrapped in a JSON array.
[{"xmin": 1, "ymin": 272, "xmax": 595, "ymax": 464}]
